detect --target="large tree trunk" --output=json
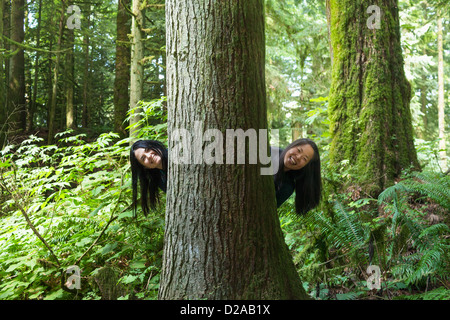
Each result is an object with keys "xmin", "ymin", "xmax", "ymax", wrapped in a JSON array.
[
  {"xmin": 129, "ymin": 0, "xmax": 144, "ymax": 140},
  {"xmin": 437, "ymin": 10, "xmax": 446, "ymax": 172},
  {"xmin": 159, "ymin": 0, "xmax": 309, "ymax": 300},
  {"xmin": 9, "ymin": 0, "xmax": 26, "ymax": 134},
  {"xmin": 113, "ymin": 0, "xmax": 131, "ymax": 138},
  {"xmin": 327, "ymin": 0, "xmax": 419, "ymax": 196}
]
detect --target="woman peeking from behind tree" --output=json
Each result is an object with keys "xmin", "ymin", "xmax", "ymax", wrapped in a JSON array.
[
  {"xmin": 272, "ymin": 138, "xmax": 322, "ymax": 216},
  {"xmin": 130, "ymin": 140, "xmax": 168, "ymax": 216},
  {"xmin": 130, "ymin": 138, "xmax": 321, "ymax": 217}
]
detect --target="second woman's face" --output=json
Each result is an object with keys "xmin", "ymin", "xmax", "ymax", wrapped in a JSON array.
[
  {"xmin": 284, "ymin": 143, "xmax": 314, "ymax": 171},
  {"xmin": 134, "ymin": 148, "xmax": 163, "ymax": 170}
]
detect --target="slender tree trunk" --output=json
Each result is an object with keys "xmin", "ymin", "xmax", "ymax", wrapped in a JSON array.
[
  {"xmin": 114, "ymin": 0, "xmax": 131, "ymax": 138},
  {"xmin": 419, "ymin": 82, "xmax": 427, "ymax": 139},
  {"xmin": 29, "ymin": 0, "xmax": 42, "ymax": 132},
  {"xmin": 159, "ymin": 0, "xmax": 310, "ymax": 300},
  {"xmin": 3, "ymin": 0, "xmax": 10, "ymax": 115},
  {"xmin": 9, "ymin": 0, "xmax": 26, "ymax": 133},
  {"xmin": 327, "ymin": 0, "xmax": 419, "ymax": 196},
  {"xmin": 129, "ymin": 0, "xmax": 144, "ymax": 140},
  {"xmin": 82, "ymin": 8, "xmax": 91, "ymax": 129},
  {"xmin": 418, "ymin": 47, "xmax": 428, "ymax": 140},
  {"xmin": 0, "ymin": 0, "xmax": 6, "ymax": 147},
  {"xmin": 65, "ymin": 1, "xmax": 75, "ymax": 130},
  {"xmin": 437, "ymin": 11, "xmax": 446, "ymax": 172},
  {"xmin": 48, "ymin": 0, "xmax": 66, "ymax": 144}
]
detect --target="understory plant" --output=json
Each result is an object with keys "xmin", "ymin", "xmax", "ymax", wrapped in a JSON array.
[
  {"xmin": 281, "ymin": 168, "xmax": 449, "ymax": 300},
  {"xmin": 0, "ymin": 100, "xmax": 167, "ymax": 300}
]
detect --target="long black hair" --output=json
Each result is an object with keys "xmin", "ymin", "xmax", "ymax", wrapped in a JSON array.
[
  {"xmin": 274, "ymin": 138, "xmax": 322, "ymax": 216},
  {"xmin": 130, "ymin": 140, "xmax": 168, "ymax": 216}
]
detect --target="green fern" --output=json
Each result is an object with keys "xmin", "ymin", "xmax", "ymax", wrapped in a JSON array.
[{"xmin": 395, "ymin": 286, "xmax": 450, "ymax": 300}]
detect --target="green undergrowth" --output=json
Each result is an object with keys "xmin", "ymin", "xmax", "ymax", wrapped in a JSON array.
[
  {"xmin": 279, "ymin": 168, "xmax": 449, "ymax": 300},
  {"xmin": 0, "ymin": 100, "xmax": 168, "ymax": 300}
]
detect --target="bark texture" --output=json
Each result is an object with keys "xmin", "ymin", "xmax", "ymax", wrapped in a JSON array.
[
  {"xmin": 114, "ymin": 0, "xmax": 131, "ymax": 138},
  {"xmin": 9, "ymin": 0, "xmax": 26, "ymax": 133},
  {"xmin": 159, "ymin": 0, "xmax": 309, "ymax": 300},
  {"xmin": 327, "ymin": 0, "xmax": 420, "ymax": 195},
  {"xmin": 129, "ymin": 0, "xmax": 144, "ymax": 139},
  {"xmin": 437, "ymin": 11, "xmax": 446, "ymax": 171}
]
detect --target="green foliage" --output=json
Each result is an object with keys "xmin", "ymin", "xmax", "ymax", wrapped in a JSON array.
[
  {"xmin": 281, "ymin": 168, "xmax": 449, "ymax": 300},
  {"xmin": 0, "ymin": 101, "xmax": 166, "ymax": 300},
  {"xmin": 125, "ymin": 96, "xmax": 168, "ymax": 143}
]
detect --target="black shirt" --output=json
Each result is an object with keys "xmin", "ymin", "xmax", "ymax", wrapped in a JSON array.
[
  {"xmin": 158, "ymin": 169, "xmax": 167, "ymax": 192},
  {"xmin": 271, "ymin": 147, "xmax": 296, "ymax": 207}
]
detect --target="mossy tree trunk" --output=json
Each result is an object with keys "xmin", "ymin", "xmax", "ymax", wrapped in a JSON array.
[
  {"xmin": 327, "ymin": 0, "xmax": 420, "ymax": 196},
  {"xmin": 159, "ymin": 0, "xmax": 309, "ymax": 300}
]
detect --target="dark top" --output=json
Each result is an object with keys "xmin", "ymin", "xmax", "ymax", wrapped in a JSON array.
[
  {"xmin": 158, "ymin": 169, "xmax": 167, "ymax": 192},
  {"xmin": 271, "ymin": 147, "xmax": 296, "ymax": 207}
]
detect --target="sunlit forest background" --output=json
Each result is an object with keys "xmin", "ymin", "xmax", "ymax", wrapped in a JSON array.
[{"xmin": 0, "ymin": 0, "xmax": 449, "ymax": 300}]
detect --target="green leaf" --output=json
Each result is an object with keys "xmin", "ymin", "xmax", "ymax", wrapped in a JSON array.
[
  {"xmin": 120, "ymin": 275, "xmax": 139, "ymax": 284},
  {"xmin": 118, "ymin": 210, "xmax": 134, "ymax": 220},
  {"xmin": 89, "ymin": 203, "xmax": 107, "ymax": 217},
  {"xmin": 130, "ymin": 259, "xmax": 146, "ymax": 269},
  {"xmin": 101, "ymin": 242, "xmax": 118, "ymax": 255},
  {"xmin": 44, "ymin": 288, "xmax": 65, "ymax": 300}
]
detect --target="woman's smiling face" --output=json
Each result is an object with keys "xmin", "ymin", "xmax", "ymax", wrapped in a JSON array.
[
  {"xmin": 134, "ymin": 148, "xmax": 163, "ymax": 170},
  {"xmin": 283, "ymin": 143, "xmax": 315, "ymax": 171}
]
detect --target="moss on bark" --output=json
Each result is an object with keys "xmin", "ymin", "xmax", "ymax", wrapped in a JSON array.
[{"xmin": 328, "ymin": 0, "xmax": 419, "ymax": 196}]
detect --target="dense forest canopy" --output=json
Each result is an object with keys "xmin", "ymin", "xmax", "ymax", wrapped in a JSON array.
[{"xmin": 0, "ymin": 0, "xmax": 448, "ymax": 302}]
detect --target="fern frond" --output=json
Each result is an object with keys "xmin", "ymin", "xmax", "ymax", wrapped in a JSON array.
[
  {"xmin": 419, "ymin": 223, "xmax": 450, "ymax": 239},
  {"xmin": 377, "ymin": 183, "xmax": 408, "ymax": 205},
  {"xmin": 334, "ymin": 201, "xmax": 366, "ymax": 245},
  {"xmin": 406, "ymin": 171, "xmax": 450, "ymax": 209}
]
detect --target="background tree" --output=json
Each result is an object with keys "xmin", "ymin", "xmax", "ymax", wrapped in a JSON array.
[
  {"xmin": 437, "ymin": 7, "xmax": 446, "ymax": 171},
  {"xmin": 0, "ymin": 0, "xmax": 6, "ymax": 146},
  {"xmin": 47, "ymin": 0, "xmax": 66, "ymax": 144},
  {"xmin": 159, "ymin": 0, "xmax": 309, "ymax": 300},
  {"xmin": 128, "ymin": 0, "xmax": 144, "ymax": 139},
  {"xmin": 113, "ymin": 0, "xmax": 131, "ymax": 138},
  {"xmin": 8, "ymin": 0, "xmax": 26, "ymax": 134},
  {"xmin": 265, "ymin": 0, "xmax": 331, "ymax": 146},
  {"xmin": 326, "ymin": 0, "xmax": 420, "ymax": 196}
]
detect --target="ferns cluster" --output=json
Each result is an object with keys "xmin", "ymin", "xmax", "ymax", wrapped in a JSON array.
[{"xmin": 289, "ymin": 171, "xmax": 449, "ymax": 299}]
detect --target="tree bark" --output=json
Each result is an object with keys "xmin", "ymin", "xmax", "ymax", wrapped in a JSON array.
[
  {"xmin": 9, "ymin": 0, "xmax": 26, "ymax": 133},
  {"xmin": 65, "ymin": 1, "xmax": 75, "ymax": 130},
  {"xmin": 82, "ymin": 5, "xmax": 91, "ymax": 129},
  {"xmin": 29, "ymin": 0, "xmax": 42, "ymax": 132},
  {"xmin": 114, "ymin": 0, "xmax": 131, "ymax": 138},
  {"xmin": 0, "ymin": 0, "xmax": 6, "ymax": 146},
  {"xmin": 437, "ymin": 10, "xmax": 446, "ymax": 172},
  {"xmin": 48, "ymin": 0, "xmax": 66, "ymax": 144},
  {"xmin": 129, "ymin": 0, "xmax": 144, "ymax": 140},
  {"xmin": 159, "ymin": 0, "xmax": 310, "ymax": 300},
  {"xmin": 327, "ymin": 0, "xmax": 420, "ymax": 196}
]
